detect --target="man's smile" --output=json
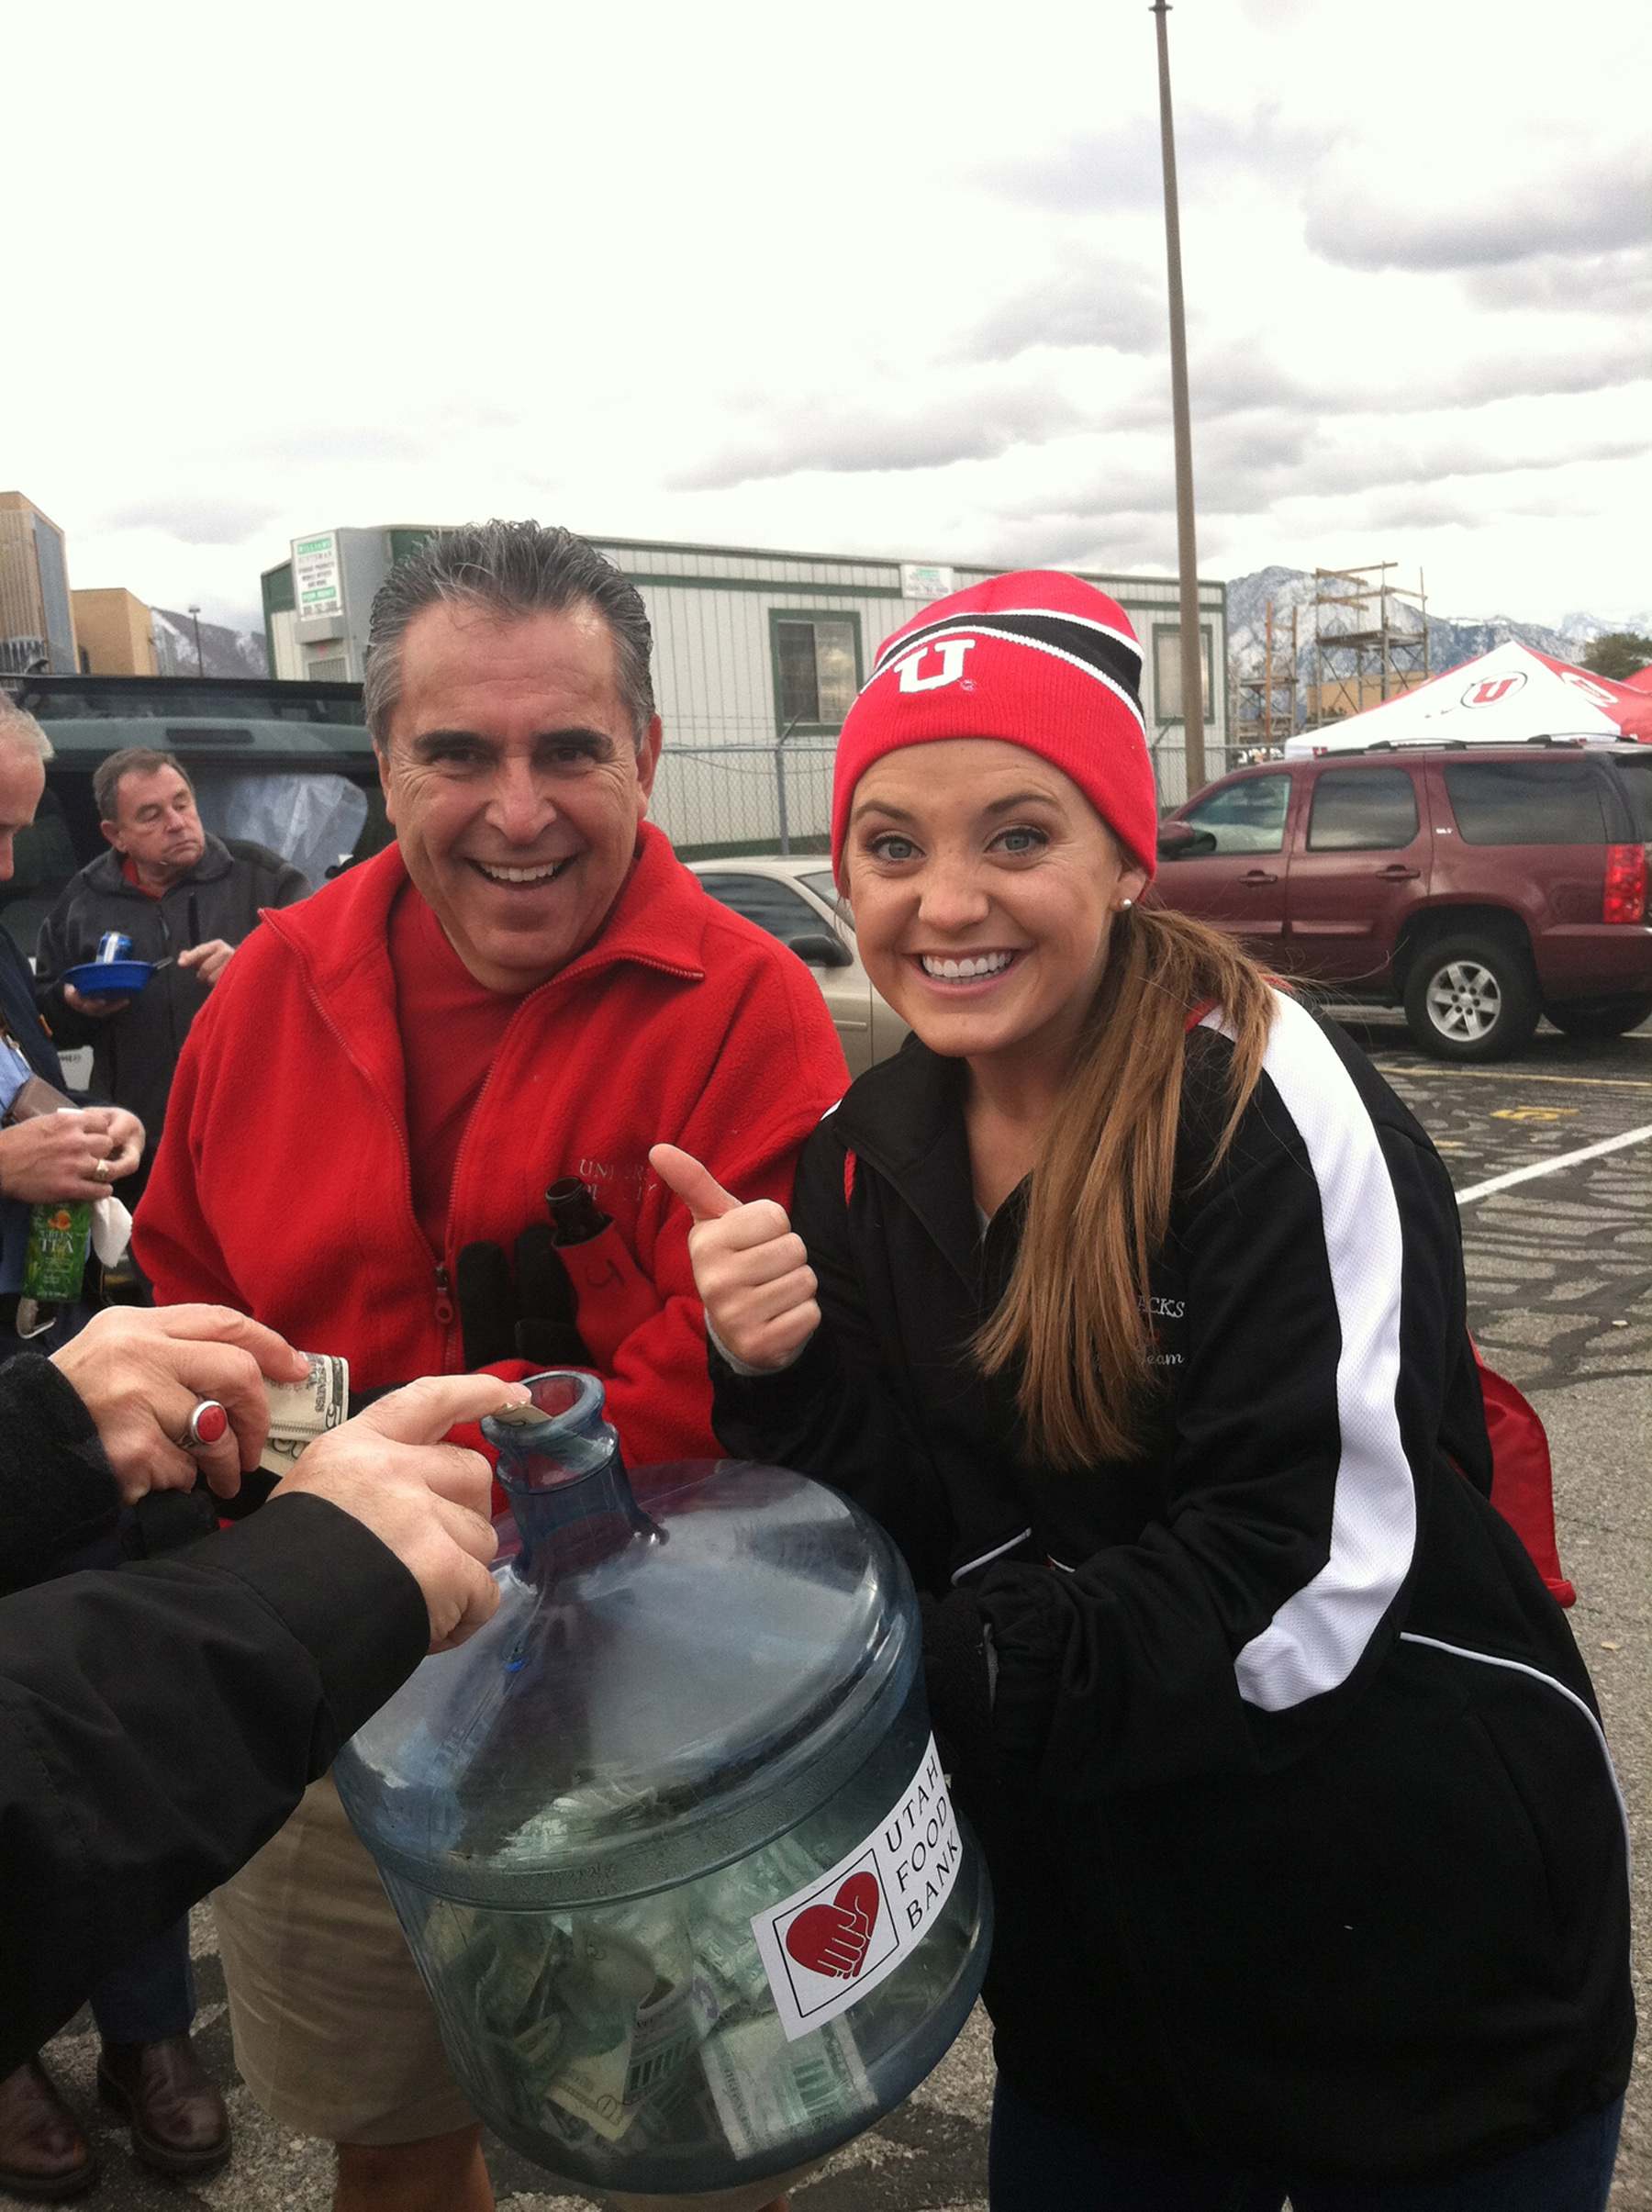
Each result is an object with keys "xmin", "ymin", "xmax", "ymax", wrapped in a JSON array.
[{"xmin": 465, "ymin": 855, "xmax": 579, "ymax": 887}]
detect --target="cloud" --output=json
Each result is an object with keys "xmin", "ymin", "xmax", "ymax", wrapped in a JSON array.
[
  {"xmin": 1305, "ymin": 147, "xmax": 1652, "ymax": 272},
  {"xmin": 1354, "ymin": 488, "xmax": 1483, "ymax": 531},
  {"xmin": 672, "ymin": 377, "xmax": 1084, "ymax": 490},
  {"xmin": 102, "ymin": 497, "xmax": 278, "ymax": 545},
  {"xmin": 1129, "ymin": 331, "xmax": 1652, "ymax": 439},
  {"xmin": 1016, "ymin": 419, "xmax": 1651, "ymax": 545},
  {"xmin": 1435, "ymin": 336, "xmax": 1651, "ymax": 411},
  {"xmin": 977, "ymin": 106, "xmax": 1337, "ymax": 215},
  {"xmin": 1461, "ymin": 247, "xmax": 1652, "ymax": 317},
  {"xmin": 954, "ymin": 252, "xmax": 1165, "ymax": 363}
]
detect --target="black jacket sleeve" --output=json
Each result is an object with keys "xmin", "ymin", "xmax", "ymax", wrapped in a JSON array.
[
  {"xmin": 0, "ymin": 1493, "xmax": 428, "ymax": 2072},
  {"xmin": 0, "ymin": 1356, "xmax": 123, "ymax": 1595}
]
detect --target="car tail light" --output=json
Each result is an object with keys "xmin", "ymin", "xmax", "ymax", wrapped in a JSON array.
[{"xmin": 1602, "ymin": 843, "xmax": 1648, "ymax": 923}]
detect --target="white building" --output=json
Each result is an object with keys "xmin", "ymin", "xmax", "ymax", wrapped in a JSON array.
[{"xmin": 261, "ymin": 531, "xmax": 1226, "ymax": 849}]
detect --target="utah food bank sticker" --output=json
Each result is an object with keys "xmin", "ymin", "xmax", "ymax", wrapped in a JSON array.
[{"xmin": 751, "ymin": 1734, "xmax": 962, "ymax": 2042}]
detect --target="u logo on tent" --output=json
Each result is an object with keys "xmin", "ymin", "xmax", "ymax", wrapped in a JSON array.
[{"xmin": 1462, "ymin": 674, "xmax": 1525, "ymax": 707}]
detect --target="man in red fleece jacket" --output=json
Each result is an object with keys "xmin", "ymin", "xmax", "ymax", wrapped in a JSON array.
[{"xmin": 135, "ymin": 521, "xmax": 847, "ymax": 2212}]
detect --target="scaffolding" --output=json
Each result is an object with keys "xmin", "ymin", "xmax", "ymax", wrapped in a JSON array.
[
  {"xmin": 1311, "ymin": 563, "xmax": 1429, "ymax": 727},
  {"xmin": 1232, "ymin": 599, "xmax": 1300, "ymax": 754}
]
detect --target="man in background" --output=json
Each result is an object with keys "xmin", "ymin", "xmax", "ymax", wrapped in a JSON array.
[{"xmin": 35, "ymin": 747, "xmax": 309, "ymax": 1201}]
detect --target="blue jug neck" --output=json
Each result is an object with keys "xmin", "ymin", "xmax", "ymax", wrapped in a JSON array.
[{"xmin": 480, "ymin": 1370, "xmax": 659, "ymax": 1580}]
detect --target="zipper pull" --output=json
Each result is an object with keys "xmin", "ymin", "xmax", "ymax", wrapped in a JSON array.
[{"xmin": 434, "ymin": 1264, "xmax": 455, "ymax": 1327}]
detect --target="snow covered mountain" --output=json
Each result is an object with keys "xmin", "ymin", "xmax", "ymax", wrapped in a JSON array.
[
  {"xmin": 151, "ymin": 607, "xmax": 268, "ymax": 679},
  {"xmin": 1226, "ymin": 567, "xmax": 1650, "ymax": 688}
]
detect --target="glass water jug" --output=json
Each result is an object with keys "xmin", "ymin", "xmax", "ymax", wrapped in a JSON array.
[{"xmin": 334, "ymin": 1371, "xmax": 992, "ymax": 2206}]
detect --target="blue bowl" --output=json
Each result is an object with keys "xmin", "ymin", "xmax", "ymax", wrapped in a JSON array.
[{"xmin": 63, "ymin": 960, "xmax": 152, "ymax": 997}]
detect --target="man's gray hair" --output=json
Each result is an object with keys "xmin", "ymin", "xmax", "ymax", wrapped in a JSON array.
[
  {"xmin": 363, "ymin": 521, "xmax": 656, "ymax": 750},
  {"xmin": 0, "ymin": 702, "xmax": 54, "ymax": 764},
  {"xmin": 94, "ymin": 746, "xmax": 193, "ymax": 823}
]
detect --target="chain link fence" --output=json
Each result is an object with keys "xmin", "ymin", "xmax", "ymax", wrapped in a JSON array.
[
  {"xmin": 651, "ymin": 735, "xmax": 1229, "ymax": 859},
  {"xmin": 652, "ymin": 741, "xmax": 837, "ymax": 858}
]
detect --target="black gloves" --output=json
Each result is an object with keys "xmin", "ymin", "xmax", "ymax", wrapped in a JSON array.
[{"xmin": 456, "ymin": 1226, "xmax": 592, "ymax": 1370}]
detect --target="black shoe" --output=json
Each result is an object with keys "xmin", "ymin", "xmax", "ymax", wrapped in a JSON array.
[
  {"xmin": 96, "ymin": 2033, "xmax": 231, "ymax": 2178},
  {"xmin": 0, "ymin": 2058, "xmax": 97, "ymax": 2201}
]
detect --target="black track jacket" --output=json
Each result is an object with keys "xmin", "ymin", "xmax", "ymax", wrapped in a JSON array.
[{"xmin": 710, "ymin": 995, "xmax": 1634, "ymax": 2180}]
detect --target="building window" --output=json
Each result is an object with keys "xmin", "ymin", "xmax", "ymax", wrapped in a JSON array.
[
  {"xmin": 771, "ymin": 613, "xmax": 861, "ymax": 732},
  {"xmin": 1152, "ymin": 623, "xmax": 1215, "ymax": 725}
]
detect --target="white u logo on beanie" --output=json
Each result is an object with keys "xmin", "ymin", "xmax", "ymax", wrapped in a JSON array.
[{"xmin": 894, "ymin": 637, "xmax": 976, "ymax": 693}]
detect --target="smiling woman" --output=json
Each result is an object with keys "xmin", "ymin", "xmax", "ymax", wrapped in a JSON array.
[{"xmin": 659, "ymin": 569, "xmax": 1635, "ymax": 2212}]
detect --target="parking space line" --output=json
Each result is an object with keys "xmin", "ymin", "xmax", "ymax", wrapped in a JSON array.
[
  {"xmin": 1455, "ymin": 1124, "xmax": 1652, "ymax": 1206},
  {"xmin": 1376, "ymin": 1066, "xmax": 1652, "ymax": 1092}
]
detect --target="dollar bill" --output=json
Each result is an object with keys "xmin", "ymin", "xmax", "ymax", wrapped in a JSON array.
[
  {"xmin": 700, "ymin": 2012, "xmax": 873, "ymax": 2162},
  {"xmin": 488, "ymin": 1400, "xmax": 556, "ymax": 1429},
  {"xmin": 259, "ymin": 1353, "xmax": 349, "ymax": 1480},
  {"xmin": 547, "ymin": 2035, "xmax": 633, "ymax": 2142}
]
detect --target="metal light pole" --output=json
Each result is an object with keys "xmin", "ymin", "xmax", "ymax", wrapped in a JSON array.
[
  {"xmin": 187, "ymin": 603, "xmax": 205, "ymax": 677},
  {"xmin": 1151, "ymin": 0, "xmax": 1205, "ymax": 793}
]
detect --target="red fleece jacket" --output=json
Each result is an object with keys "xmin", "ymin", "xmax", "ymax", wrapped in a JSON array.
[{"xmin": 135, "ymin": 827, "xmax": 848, "ymax": 1467}]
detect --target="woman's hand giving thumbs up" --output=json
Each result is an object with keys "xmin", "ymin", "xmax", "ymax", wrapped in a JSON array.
[{"xmin": 649, "ymin": 1144, "xmax": 820, "ymax": 1372}]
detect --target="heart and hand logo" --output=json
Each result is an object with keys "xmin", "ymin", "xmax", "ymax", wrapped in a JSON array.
[
  {"xmin": 784, "ymin": 1872, "xmax": 881, "ymax": 1981},
  {"xmin": 753, "ymin": 1734, "xmax": 962, "ymax": 2041}
]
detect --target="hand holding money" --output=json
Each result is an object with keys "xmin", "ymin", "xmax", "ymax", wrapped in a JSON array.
[
  {"xmin": 51, "ymin": 1304, "xmax": 312, "ymax": 1504},
  {"xmin": 270, "ymin": 1377, "xmax": 530, "ymax": 1650}
]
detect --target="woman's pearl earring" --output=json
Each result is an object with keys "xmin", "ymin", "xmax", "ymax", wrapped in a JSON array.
[{"xmin": 1117, "ymin": 898, "xmax": 1133, "ymax": 911}]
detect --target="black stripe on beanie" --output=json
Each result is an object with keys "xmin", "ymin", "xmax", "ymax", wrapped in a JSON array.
[{"xmin": 873, "ymin": 609, "xmax": 1144, "ymax": 709}]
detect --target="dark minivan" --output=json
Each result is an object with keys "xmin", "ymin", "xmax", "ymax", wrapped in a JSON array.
[{"xmin": 1152, "ymin": 742, "xmax": 1652, "ymax": 1059}]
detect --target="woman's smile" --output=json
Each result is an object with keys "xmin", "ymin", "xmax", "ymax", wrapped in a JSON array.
[{"xmin": 912, "ymin": 948, "xmax": 1022, "ymax": 987}]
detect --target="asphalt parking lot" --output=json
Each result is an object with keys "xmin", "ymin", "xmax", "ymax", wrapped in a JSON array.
[{"xmin": 11, "ymin": 1012, "xmax": 1651, "ymax": 2212}]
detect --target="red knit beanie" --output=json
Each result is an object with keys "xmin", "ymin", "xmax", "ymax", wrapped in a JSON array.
[{"xmin": 831, "ymin": 570, "xmax": 1156, "ymax": 880}]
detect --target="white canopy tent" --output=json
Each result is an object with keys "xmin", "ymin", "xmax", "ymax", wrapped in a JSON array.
[{"xmin": 1284, "ymin": 641, "xmax": 1652, "ymax": 756}]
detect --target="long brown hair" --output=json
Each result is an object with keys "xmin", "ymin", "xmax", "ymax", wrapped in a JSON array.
[{"xmin": 974, "ymin": 904, "xmax": 1277, "ymax": 1468}]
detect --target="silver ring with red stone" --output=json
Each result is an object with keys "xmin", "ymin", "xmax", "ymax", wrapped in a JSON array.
[{"xmin": 184, "ymin": 1400, "xmax": 229, "ymax": 1448}]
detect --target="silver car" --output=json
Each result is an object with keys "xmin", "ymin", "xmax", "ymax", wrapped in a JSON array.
[{"xmin": 686, "ymin": 856, "xmax": 910, "ymax": 1077}]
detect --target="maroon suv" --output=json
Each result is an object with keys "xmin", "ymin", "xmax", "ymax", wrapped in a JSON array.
[{"xmin": 1152, "ymin": 742, "xmax": 1652, "ymax": 1059}]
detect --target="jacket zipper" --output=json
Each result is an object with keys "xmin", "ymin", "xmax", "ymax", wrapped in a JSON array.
[
  {"xmin": 433, "ymin": 957, "xmax": 696, "ymax": 1348},
  {"xmin": 291, "ymin": 951, "xmax": 462, "ymax": 1363}
]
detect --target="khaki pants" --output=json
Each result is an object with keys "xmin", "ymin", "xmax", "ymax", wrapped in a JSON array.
[{"xmin": 213, "ymin": 1771, "xmax": 476, "ymax": 2146}]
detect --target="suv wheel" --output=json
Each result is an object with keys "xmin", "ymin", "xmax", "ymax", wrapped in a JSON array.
[
  {"xmin": 1546, "ymin": 993, "xmax": 1652, "ymax": 1040},
  {"xmin": 1403, "ymin": 935, "xmax": 1541, "ymax": 1062}
]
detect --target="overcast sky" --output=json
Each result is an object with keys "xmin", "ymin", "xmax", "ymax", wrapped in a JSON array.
[{"xmin": 8, "ymin": 0, "xmax": 1647, "ymax": 633}]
